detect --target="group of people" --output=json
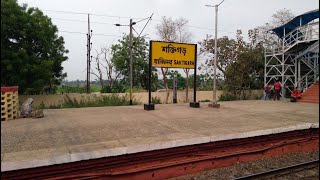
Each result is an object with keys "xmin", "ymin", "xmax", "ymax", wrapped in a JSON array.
[
  {"xmin": 264, "ymin": 80, "xmax": 302, "ymax": 102},
  {"xmin": 264, "ymin": 80, "xmax": 282, "ymax": 100}
]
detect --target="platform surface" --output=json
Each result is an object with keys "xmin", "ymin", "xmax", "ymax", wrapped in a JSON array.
[{"xmin": 1, "ymin": 100, "xmax": 319, "ymax": 171}]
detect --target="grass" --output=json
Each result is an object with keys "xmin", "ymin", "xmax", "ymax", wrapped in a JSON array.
[
  {"xmin": 90, "ymin": 85, "xmax": 102, "ymax": 92},
  {"xmin": 218, "ymin": 93, "xmax": 238, "ymax": 101},
  {"xmin": 199, "ymin": 99, "xmax": 211, "ymax": 102},
  {"xmin": 37, "ymin": 94, "xmax": 139, "ymax": 109}
]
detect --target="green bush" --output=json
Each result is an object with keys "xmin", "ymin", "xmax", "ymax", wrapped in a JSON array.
[
  {"xmin": 255, "ymin": 95, "xmax": 262, "ymax": 100},
  {"xmin": 100, "ymin": 86, "xmax": 112, "ymax": 93},
  {"xmin": 200, "ymin": 99, "xmax": 211, "ymax": 102},
  {"xmin": 100, "ymin": 82, "xmax": 127, "ymax": 93},
  {"xmin": 45, "ymin": 94, "xmax": 138, "ymax": 109},
  {"xmin": 37, "ymin": 101, "xmax": 46, "ymax": 109},
  {"xmin": 218, "ymin": 93, "xmax": 238, "ymax": 101},
  {"xmin": 151, "ymin": 96, "xmax": 161, "ymax": 104}
]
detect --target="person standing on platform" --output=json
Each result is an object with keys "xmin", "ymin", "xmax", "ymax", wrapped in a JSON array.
[
  {"xmin": 273, "ymin": 80, "xmax": 282, "ymax": 100},
  {"xmin": 264, "ymin": 83, "xmax": 271, "ymax": 100},
  {"xmin": 270, "ymin": 84, "xmax": 274, "ymax": 99}
]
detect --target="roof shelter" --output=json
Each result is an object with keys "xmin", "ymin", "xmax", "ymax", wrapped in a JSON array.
[{"xmin": 271, "ymin": 9, "xmax": 319, "ymax": 38}]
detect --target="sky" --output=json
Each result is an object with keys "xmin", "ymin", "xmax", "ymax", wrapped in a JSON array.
[{"xmin": 18, "ymin": 0, "xmax": 319, "ymax": 81}]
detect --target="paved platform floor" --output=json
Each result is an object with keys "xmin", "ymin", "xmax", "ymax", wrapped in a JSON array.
[{"xmin": 1, "ymin": 100, "xmax": 319, "ymax": 171}]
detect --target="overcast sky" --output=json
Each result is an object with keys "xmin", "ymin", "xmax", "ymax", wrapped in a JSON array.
[{"xmin": 18, "ymin": 0, "xmax": 319, "ymax": 81}]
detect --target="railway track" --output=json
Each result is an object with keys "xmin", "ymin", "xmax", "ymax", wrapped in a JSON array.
[{"xmin": 235, "ymin": 159, "xmax": 319, "ymax": 180}]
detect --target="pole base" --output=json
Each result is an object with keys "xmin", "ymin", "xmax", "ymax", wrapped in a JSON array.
[
  {"xmin": 129, "ymin": 100, "xmax": 133, "ymax": 105},
  {"xmin": 173, "ymin": 99, "xmax": 177, "ymax": 104},
  {"xmin": 189, "ymin": 102, "xmax": 200, "ymax": 108},
  {"xmin": 144, "ymin": 103, "xmax": 155, "ymax": 111},
  {"xmin": 208, "ymin": 103, "xmax": 220, "ymax": 108}
]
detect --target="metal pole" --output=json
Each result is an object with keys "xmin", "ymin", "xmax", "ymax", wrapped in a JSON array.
[
  {"xmin": 264, "ymin": 49, "xmax": 267, "ymax": 87},
  {"xmin": 282, "ymin": 27, "xmax": 285, "ymax": 98},
  {"xmin": 314, "ymin": 56, "xmax": 317, "ymax": 83},
  {"xmin": 298, "ymin": 59, "xmax": 301, "ymax": 90},
  {"xmin": 129, "ymin": 19, "xmax": 133, "ymax": 105},
  {"xmin": 295, "ymin": 56, "xmax": 297, "ymax": 88},
  {"xmin": 86, "ymin": 14, "xmax": 91, "ymax": 94},
  {"xmin": 305, "ymin": 76, "xmax": 308, "ymax": 90},
  {"xmin": 86, "ymin": 33, "xmax": 89, "ymax": 94},
  {"xmin": 148, "ymin": 41, "xmax": 152, "ymax": 104},
  {"xmin": 213, "ymin": 5, "xmax": 218, "ymax": 104},
  {"xmin": 173, "ymin": 75, "xmax": 177, "ymax": 104},
  {"xmin": 144, "ymin": 41, "xmax": 154, "ymax": 111},
  {"xmin": 194, "ymin": 44, "xmax": 198, "ymax": 103}
]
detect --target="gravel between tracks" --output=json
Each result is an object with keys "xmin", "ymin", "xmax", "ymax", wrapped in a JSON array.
[{"xmin": 169, "ymin": 151, "xmax": 319, "ymax": 180}]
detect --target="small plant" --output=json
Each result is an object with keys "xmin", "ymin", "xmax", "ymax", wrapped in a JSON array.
[
  {"xmin": 200, "ymin": 99, "xmax": 211, "ymax": 102},
  {"xmin": 48, "ymin": 104, "xmax": 62, "ymax": 109},
  {"xmin": 151, "ymin": 96, "xmax": 161, "ymax": 104},
  {"xmin": 37, "ymin": 101, "xmax": 46, "ymax": 109},
  {"xmin": 255, "ymin": 95, "xmax": 262, "ymax": 100},
  {"xmin": 218, "ymin": 93, "xmax": 238, "ymax": 101}
]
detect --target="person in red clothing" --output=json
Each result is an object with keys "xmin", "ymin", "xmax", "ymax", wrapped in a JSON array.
[
  {"xmin": 273, "ymin": 80, "xmax": 282, "ymax": 100},
  {"xmin": 290, "ymin": 87, "xmax": 302, "ymax": 102},
  {"xmin": 264, "ymin": 83, "xmax": 271, "ymax": 100}
]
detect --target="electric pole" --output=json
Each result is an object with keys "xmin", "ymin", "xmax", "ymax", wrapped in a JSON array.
[
  {"xmin": 86, "ymin": 14, "xmax": 92, "ymax": 94},
  {"xmin": 115, "ymin": 15, "xmax": 153, "ymax": 105},
  {"xmin": 129, "ymin": 19, "xmax": 133, "ymax": 105},
  {"xmin": 206, "ymin": 0, "xmax": 225, "ymax": 108},
  {"xmin": 213, "ymin": 5, "xmax": 218, "ymax": 104}
]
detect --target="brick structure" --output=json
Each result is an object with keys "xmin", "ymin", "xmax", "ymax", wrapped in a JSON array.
[{"xmin": 1, "ymin": 86, "xmax": 19, "ymax": 121}]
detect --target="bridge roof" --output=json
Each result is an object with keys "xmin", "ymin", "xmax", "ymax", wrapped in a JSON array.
[{"xmin": 271, "ymin": 9, "xmax": 319, "ymax": 38}]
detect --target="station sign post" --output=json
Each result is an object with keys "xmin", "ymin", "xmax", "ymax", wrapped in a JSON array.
[{"xmin": 144, "ymin": 41, "xmax": 199, "ymax": 111}]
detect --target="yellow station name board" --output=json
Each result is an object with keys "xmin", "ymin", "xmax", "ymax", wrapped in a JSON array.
[{"xmin": 151, "ymin": 41, "xmax": 196, "ymax": 69}]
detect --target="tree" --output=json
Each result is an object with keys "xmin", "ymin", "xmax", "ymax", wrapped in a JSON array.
[
  {"xmin": 199, "ymin": 34, "xmax": 241, "ymax": 79},
  {"xmin": 167, "ymin": 70, "xmax": 185, "ymax": 90},
  {"xmin": 156, "ymin": 17, "xmax": 176, "ymax": 103},
  {"xmin": 155, "ymin": 17, "xmax": 192, "ymax": 103},
  {"xmin": 1, "ymin": 0, "xmax": 68, "ymax": 94},
  {"xmin": 224, "ymin": 31, "xmax": 264, "ymax": 98},
  {"xmin": 91, "ymin": 47, "xmax": 121, "ymax": 89},
  {"xmin": 176, "ymin": 18, "xmax": 192, "ymax": 102},
  {"xmin": 271, "ymin": 8, "xmax": 295, "ymax": 27},
  {"xmin": 224, "ymin": 46, "xmax": 264, "ymax": 99},
  {"xmin": 111, "ymin": 34, "xmax": 158, "ymax": 91},
  {"xmin": 255, "ymin": 9, "xmax": 295, "ymax": 47}
]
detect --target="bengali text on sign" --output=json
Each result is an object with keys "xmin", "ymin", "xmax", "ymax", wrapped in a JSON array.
[{"xmin": 151, "ymin": 41, "xmax": 196, "ymax": 69}]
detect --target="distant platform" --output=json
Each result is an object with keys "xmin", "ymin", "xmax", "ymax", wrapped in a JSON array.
[{"xmin": 1, "ymin": 100, "xmax": 319, "ymax": 172}]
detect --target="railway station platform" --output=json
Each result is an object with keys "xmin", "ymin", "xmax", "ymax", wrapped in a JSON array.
[{"xmin": 1, "ymin": 100, "xmax": 319, "ymax": 179}]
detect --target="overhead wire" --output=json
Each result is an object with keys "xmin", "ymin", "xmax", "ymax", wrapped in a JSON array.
[
  {"xmin": 51, "ymin": 17, "xmax": 115, "ymax": 25},
  {"xmin": 132, "ymin": 27, "xmax": 140, "ymax": 36},
  {"xmin": 59, "ymin": 30, "xmax": 121, "ymax": 37},
  {"xmin": 43, "ymin": 9, "xmax": 234, "ymax": 33},
  {"xmin": 138, "ymin": 13, "xmax": 154, "ymax": 37},
  {"xmin": 42, "ymin": 9, "xmax": 145, "ymax": 19}
]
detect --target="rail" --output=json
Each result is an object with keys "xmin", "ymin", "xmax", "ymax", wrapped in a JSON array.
[{"xmin": 234, "ymin": 159, "xmax": 319, "ymax": 180}]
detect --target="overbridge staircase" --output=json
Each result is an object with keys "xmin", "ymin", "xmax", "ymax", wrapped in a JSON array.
[
  {"xmin": 299, "ymin": 80, "xmax": 319, "ymax": 104},
  {"xmin": 283, "ymin": 22, "xmax": 319, "ymax": 94},
  {"xmin": 265, "ymin": 10, "xmax": 319, "ymax": 101}
]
